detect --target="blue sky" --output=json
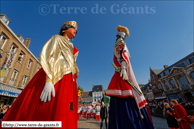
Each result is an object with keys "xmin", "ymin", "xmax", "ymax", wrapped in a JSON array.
[{"xmin": 2, "ymin": 1, "xmax": 193, "ymax": 92}]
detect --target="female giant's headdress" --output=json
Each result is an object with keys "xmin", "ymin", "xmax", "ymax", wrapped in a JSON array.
[{"xmin": 63, "ymin": 21, "xmax": 78, "ymax": 30}]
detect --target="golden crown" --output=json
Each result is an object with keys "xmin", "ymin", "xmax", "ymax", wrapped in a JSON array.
[{"xmin": 63, "ymin": 21, "xmax": 78, "ymax": 30}]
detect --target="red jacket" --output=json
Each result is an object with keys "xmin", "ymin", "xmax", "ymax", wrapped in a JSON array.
[{"xmin": 172, "ymin": 104, "xmax": 191, "ymax": 129}]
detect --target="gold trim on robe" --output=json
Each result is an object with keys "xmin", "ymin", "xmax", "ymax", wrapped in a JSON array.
[{"xmin": 39, "ymin": 35, "xmax": 79, "ymax": 85}]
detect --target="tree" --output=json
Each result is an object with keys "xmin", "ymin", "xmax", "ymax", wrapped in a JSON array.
[
  {"xmin": 78, "ymin": 86, "xmax": 84, "ymax": 97},
  {"xmin": 78, "ymin": 86, "xmax": 84, "ymax": 93}
]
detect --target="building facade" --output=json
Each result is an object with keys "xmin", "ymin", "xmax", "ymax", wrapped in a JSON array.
[
  {"xmin": 157, "ymin": 52, "xmax": 194, "ymax": 103},
  {"xmin": 92, "ymin": 85, "xmax": 104, "ymax": 104},
  {"xmin": 79, "ymin": 85, "xmax": 105, "ymax": 104},
  {"xmin": 0, "ymin": 14, "xmax": 41, "ymax": 105}
]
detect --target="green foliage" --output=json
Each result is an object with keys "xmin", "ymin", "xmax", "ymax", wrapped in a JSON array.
[{"xmin": 78, "ymin": 86, "xmax": 83, "ymax": 92}]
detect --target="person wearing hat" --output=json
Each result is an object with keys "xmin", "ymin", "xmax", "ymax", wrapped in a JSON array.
[
  {"xmin": 2, "ymin": 21, "xmax": 79, "ymax": 128},
  {"xmin": 100, "ymin": 102, "xmax": 108, "ymax": 129},
  {"xmin": 95, "ymin": 104, "xmax": 101, "ymax": 121},
  {"xmin": 106, "ymin": 25, "xmax": 154, "ymax": 129}
]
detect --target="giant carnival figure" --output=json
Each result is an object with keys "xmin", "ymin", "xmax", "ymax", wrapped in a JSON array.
[
  {"xmin": 1, "ymin": 21, "xmax": 79, "ymax": 129},
  {"xmin": 106, "ymin": 25, "xmax": 154, "ymax": 129}
]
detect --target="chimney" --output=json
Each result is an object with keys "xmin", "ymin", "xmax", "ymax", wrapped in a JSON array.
[
  {"xmin": 24, "ymin": 38, "xmax": 31, "ymax": 48},
  {"xmin": 163, "ymin": 65, "xmax": 168, "ymax": 69}
]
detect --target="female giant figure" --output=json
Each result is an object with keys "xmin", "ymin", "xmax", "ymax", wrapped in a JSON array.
[{"xmin": 2, "ymin": 21, "xmax": 79, "ymax": 129}]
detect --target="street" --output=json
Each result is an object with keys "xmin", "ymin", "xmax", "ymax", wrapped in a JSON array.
[{"xmin": 78, "ymin": 115, "xmax": 194, "ymax": 129}]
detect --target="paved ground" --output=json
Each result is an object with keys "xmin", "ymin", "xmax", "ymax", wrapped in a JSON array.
[{"xmin": 78, "ymin": 115, "xmax": 194, "ymax": 129}]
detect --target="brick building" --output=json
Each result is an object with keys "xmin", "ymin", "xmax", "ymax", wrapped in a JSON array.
[
  {"xmin": 80, "ymin": 91, "xmax": 93, "ymax": 104},
  {"xmin": 0, "ymin": 14, "xmax": 41, "ymax": 105},
  {"xmin": 150, "ymin": 68, "xmax": 166, "ymax": 100}
]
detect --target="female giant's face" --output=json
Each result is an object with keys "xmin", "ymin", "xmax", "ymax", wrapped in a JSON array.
[{"xmin": 64, "ymin": 27, "xmax": 77, "ymax": 38}]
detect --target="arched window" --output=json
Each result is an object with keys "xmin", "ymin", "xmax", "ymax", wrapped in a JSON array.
[
  {"xmin": 190, "ymin": 72, "xmax": 194, "ymax": 80},
  {"xmin": 170, "ymin": 79, "xmax": 176, "ymax": 89},
  {"xmin": 164, "ymin": 82, "xmax": 169, "ymax": 90}
]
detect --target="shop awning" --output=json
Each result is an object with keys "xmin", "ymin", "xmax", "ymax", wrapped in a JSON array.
[
  {"xmin": 155, "ymin": 96, "xmax": 166, "ymax": 100},
  {"xmin": 0, "ymin": 84, "xmax": 22, "ymax": 97}
]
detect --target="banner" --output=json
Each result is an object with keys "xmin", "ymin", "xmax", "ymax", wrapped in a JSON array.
[{"xmin": 5, "ymin": 52, "xmax": 16, "ymax": 68}]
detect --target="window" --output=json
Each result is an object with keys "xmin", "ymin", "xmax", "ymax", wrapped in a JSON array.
[
  {"xmin": 179, "ymin": 76, "xmax": 189, "ymax": 90},
  {"xmin": 158, "ymin": 84, "xmax": 162, "ymax": 89},
  {"xmin": 19, "ymin": 37, "xmax": 24, "ymax": 43},
  {"xmin": 176, "ymin": 62, "xmax": 185, "ymax": 67},
  {"xmin": 170, "ymin": 79, "xmax": 176, "ymax": 89},
  {"xmin": 189, "ymin": 56, "xmax": 194, "ymax": 64},
  {"xmin": 9, "ymin": 44, "xmax": 17, "ymax": 53},
  {"xmin": 11, "ymin": 69, "xmax": 19, "ymax": 81},
  {"xmin": 3, "ymin": 17, "xmax": 8, "ymax": 24},
  {"xmin": 0, "ymin": 33, "xmax": 8, "ymax": 49},
  {"xmin": 191, "ymin": 72, "xmax": 194, "ymax": 80},
  {"xmin": 184, "ymin": 60, "xmax": 190, "ymax": 66},
  {"xmin": 17, "ymin": 51, "xmax": 24, "ymax": 63},
  {"xmin": 179, "ymin": 77, "xmax": 188, "ymax": 86},
  {"xmin": 164, "ymin": 82, "xmax": 169, "ymax": 90},
  {"xmin": 165, "ymin": 70, "xmax": 169, "ymax": 75},
  {"xmin": 161, "ymin": 72, "xmax": 164, "ymax": 78},
  {"xmin": 27, "ymin": 59, "xmax": 32, "ymax": 69},
  {"xmin": 22, "ymin": 75, "xmax": 28, "ymax": 86}
]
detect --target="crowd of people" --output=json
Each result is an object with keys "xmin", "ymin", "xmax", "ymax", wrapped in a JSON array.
[
  {"xmin": 148, "ymin": 99, "xmax": 194, "ymax": 129},
  {"xmin": 78, "ymin": 100, "xmax": 109, "ymax": 129},
  {"xmin": 148, "ymin": 101, "xmax": 194, "ymax": 114}
]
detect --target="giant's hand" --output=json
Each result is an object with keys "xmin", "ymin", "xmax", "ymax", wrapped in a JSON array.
[
  {"xmin": 40, "ymin": 82, "xmax": 55, "ymax": 102},
  {"xmin": 120, "ymin": 61, "xmax": 129, "ymax": 80}
]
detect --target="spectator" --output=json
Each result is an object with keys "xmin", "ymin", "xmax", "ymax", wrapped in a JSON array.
[
  {"xmin": 100, "ymin": 102, "xmax": 108, "ymax": 129},
  {"xmin": 163, "ymin": 103, "xmax": 179, "ymax": 129},
  {"xmin": 170, "ymin": 99, "xmax": 191, "ymax": 129},
  {"xmin": 0, "ymin": 103, "xmax": 3, "ymax": 113},
  {"xmin": 95, "ymin": 104, "xmax": 101, "ymax": 121},
  {"xmin": 187, "ymin": 115, "xmax": 194, "ymax": 124},
  {"xmin": 0, "ymin": 105, "xmax": 9, "ymax": 122}
]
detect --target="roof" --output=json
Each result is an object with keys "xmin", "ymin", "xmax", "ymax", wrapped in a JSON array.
[
  {"xmin": 92, "ymin": 85, "xmax": 103, "ymax": 92},
  {"xmin": 81, "ymin": 91, "xmax": 92, "ymax": 98},
  {"xmin": 169, "ymin": 52, "xmax": 194, "ymax": 68},
  {"xmin": 158, "ymin": 52, "xmax": 194, "ymax": 75},
  {"xmin": 152, "ymin": 69, "xmax": 164, "ymax": 75}
]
